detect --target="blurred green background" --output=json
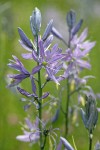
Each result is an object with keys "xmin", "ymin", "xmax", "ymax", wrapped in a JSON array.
[{"xmin": 0, "ymin": 0, "xmax": 100, "ymax": 150}]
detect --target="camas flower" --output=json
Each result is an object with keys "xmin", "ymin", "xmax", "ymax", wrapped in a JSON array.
[
  {"xmin": 32, "ymin": 40, "xmax": 64, "ymax": 84},
  {"xmin": 7, "ymin": 55, "xmax": 30, "ymax": 87},
  {"xmin": 63, "ymin": 28, "xmax": 95, "ymax": 78},
  {"xmin": 18, "ymin": 27, "xmax": 64, "ymax": 84},
  {"xmin": 16, "ymin": 117, "xmax": 40, "ymax": 143}
]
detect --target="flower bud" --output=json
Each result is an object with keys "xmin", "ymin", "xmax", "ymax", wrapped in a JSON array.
[
  {"xmin": 81, "ymin": 95, "xmax": 98, "ymax": 132},
  {"xmin": 30, "ymin": 7, "xmax": 41, "ymax": 36},
  {"xmin": 66, "ymin": 10, "xmax": 76, "ymax": 30}
]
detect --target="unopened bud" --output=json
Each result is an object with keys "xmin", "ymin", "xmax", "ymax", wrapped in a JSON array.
[
  {"xmin": 30, "ymin": 7, "xmax": 41, "ymax": 36},
  {"xmin": 66, "ymin": 10, "xmax": 76, "ymax": 30}
]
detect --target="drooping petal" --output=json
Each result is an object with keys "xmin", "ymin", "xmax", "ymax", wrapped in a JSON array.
[
  {"xmin": 17, "ymin": 87, "xmax": 37, "ymax": 98},
  {"xmin": 60, "ymin": 137, "xmax": 74, "ymax": 150}
]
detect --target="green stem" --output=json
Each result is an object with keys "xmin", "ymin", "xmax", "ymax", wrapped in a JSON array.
[
  {"xmin": 89, "ymin": 130, "xmax": 93, "ymax": 150},
  {"xmin": 65, "ymin": 29, "xmax": 71, "ymax": 136},
  {"xmin": 38, "ymin": 71, "xmax": 42, "ymax": 149},
  {"xmin": 36, "ymin": 35, "xmax": 43, "ymax": 149},
  {"xmin": 41, "ymin": 135, "xmax": 47, "ymax": 150},
  {"xmin": 65, "ymin": 79, "xmax": 70, "ymax": 136}
]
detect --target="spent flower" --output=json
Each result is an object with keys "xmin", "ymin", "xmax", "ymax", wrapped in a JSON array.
[{"xmin": 16, "ymin": 117, "xmax": 39, "ymax": 143}]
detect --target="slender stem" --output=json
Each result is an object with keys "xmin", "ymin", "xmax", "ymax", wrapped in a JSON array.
[
  {"xmin": 41, "ymin": 135, "xmax": 47, "ymax": 150},
  {"xmin": 38, "ymin": 71, "xmax": 42, "ymax": 149},
  {"xmin": 65, "ymin": 78, "xmax": 70, "ymax": 136},
  {"xmin": 65, "ymin": 30, "xmax": 71, "ymax": 136},
  {"xmin": 36, "ymin": 35, "xmax": 43, "ymax": 149},
  {"xmin": 89, "ymin": 130, "xmax": 93, "ymax": 150}
]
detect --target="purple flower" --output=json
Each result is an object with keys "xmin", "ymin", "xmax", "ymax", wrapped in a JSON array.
[
  {"xmin": 30, "ymin": 38, "xmax": 64, "ymax": 84},
  {"xmin": 63, "ymin": 28, "xmax": 95, "ymax": 78},
  {"xmin": 16, "ymin": 117, "xmax": 40, "ymax": 143},
  {"xmin": 18, "ymin": 27, "xmax": 34, "ymax": 51},
  {"xmin": 18, "ymin": 25, "xmax": 64, "ymax": 84},
  {"xmin": 7, "ymin": 55, "xmax": 30, "ymax": 87}
]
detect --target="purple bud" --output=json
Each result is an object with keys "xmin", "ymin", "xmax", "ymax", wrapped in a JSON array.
[
  {"xmin": 17, "ymin": 87, "xmax": 37, "ymax": 98},
  {"xmin": 71, "ymin": 19, "xmax": 83, "ymax": 36},
  {"xmin": 18, "ymin": 27, "xmax": 33, "ymax": 49},
  {"xmin": 42, "ymin": 19, "xmax": 53, "ymax": 41},
  {"xmin": 30, "ymin": 7, "xmax": 41, "ymax": 36},
  {"xmin": 66, "ymin": 10, "xmax": 76, "ymax": 30},
  {"xmin": 40, "ymin": 92, "xmax": 49, "ymax": 100}
]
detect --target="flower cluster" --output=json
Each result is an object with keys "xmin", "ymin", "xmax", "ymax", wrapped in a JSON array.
[{"xmin": 7, "ymin": 8, "xmax": 99, "ymax": 150}]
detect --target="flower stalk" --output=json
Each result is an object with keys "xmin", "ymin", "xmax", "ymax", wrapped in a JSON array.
[
  {"xmin": 36, "ymin": 35, "xmax": 43, "ymax": 149},
  {"xmin": 65, "ymin": 79, "xmax": 70, "ymax": 136},
  {"xmin": 89, "ymin": 130, "xmax": 93, "ymax": 150},
  {"xmin": 65, "ymin": 26, "xmax": 71, "ymax": 136}
]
